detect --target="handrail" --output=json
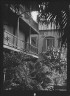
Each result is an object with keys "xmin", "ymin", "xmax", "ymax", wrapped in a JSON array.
[
  {"xmin": 4, "ymin": 30, "xmax": 25, "ymax": 42},
  {"xmin": 4, "ymin": 30, "xmax": 38, "ymax": 54},
  {"xmin": 26, "ymin": 42, "xmax": 38, "ymax": 49},
  {"xmin": 4, "ymin": 30, "xmax": 38, "ymax": 49}
]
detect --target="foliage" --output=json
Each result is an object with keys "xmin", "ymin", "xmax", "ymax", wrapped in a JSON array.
[
  {"xmin": 37, "ymin": 48, "xmax": 67, "ymax": 90},
  {"xmin": 3, "ymin": 51, "xmax": 38, "ymax": 90},
  {"xmin": 3, "ymin": 47, "xmax": 67, "ymax": 90}
]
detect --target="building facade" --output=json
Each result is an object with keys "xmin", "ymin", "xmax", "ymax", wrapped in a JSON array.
[
  {"xmin": 38, "ymin": 22, "xmax": 61, "ymax": 53},
  {"xmin": 3, "ymin": 4, "xmax": 39, "ymax": 58},
  {"xmin": 3, "ymin": 4, "xmax": 62, "ymax": 58},
  {"xmin": 30, "ymin": 15, "xmax": 62, "ymax": 54}
]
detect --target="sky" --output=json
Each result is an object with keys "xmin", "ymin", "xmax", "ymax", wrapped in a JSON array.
[
  {"xmin": 30, "ymin": 1, "xmax": 69, "ymax": 23},
  {"xmin": 31, "ymin": 11, "xmax": 38, "ymax": 23}
]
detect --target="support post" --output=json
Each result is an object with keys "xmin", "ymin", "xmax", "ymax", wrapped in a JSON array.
[
  {"xmin": 3, "ymin": 68, "xmax": 6, "ymax": 82},
  {"xmin": 17, "ymin": 16, "xmax": 19, "ymax": 48},
  {"xmin": 29, "ymin": 6, "xmax": 31, "ymax": 51}
]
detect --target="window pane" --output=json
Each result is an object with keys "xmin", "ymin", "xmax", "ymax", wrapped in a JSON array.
[
  {"xmin": 31, "ymin": 37, "xmax": 37, "ymax": 47},
  {"xmin": 47, "ymin": 38, "xmax": 54, "ymax": 49}
]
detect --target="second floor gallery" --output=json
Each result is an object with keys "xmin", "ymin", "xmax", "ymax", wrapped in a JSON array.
[{"xmin": 3, "ymin": 3, "xmax": 67, "ymax": 58}]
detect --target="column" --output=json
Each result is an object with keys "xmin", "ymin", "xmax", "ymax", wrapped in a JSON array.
[{"xmin": 17, "ymin": 16, "xmax": 19, "ymax": 48}]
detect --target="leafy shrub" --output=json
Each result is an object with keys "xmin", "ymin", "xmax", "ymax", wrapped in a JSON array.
[
  {"xmin": 3, "ymin": 51, "xmax": 38, "ymax": 90},
  {"xmin": 3, "ymin": 47, "xmax": 67, "ymax": 90},
  {"xmin": 36, "ymin": 48, "xmax": 67, "ymax": 90}
]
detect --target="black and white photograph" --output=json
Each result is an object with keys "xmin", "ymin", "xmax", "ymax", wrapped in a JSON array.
[{"xmin": 2, "ymin": 1, "xmax": 69, "ymax": 93}]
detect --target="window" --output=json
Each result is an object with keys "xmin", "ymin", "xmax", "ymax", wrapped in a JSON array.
[
  {"xmin": 46, "ymin": 37, "xmax": 55, "ymax": 49},
  {"xmin": 31, "ymin": 37, "xmax": 38, "ymax": 47}
]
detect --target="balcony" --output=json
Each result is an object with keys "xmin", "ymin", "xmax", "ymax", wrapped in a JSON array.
[
  {"xmin": 26, "ymin": 43, "xmax": 38, "ymax": 55},
  {"xmin": 10, "ymin": 4, "xmax": 39, "ymax": 34},
  {"xmin": 20, "ymin": 11, "xmax": 38, "ymax": 33},
  {"xmin": 3, "ymin": 31, "xmax": 38, "ymax": 56}
]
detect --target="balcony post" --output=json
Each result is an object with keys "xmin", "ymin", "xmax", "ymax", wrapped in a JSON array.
[
  {"xmin": 29, "ymin": 6, "xmax": 31, "ymax": 52},
  {"xmin": 3, "ymin": 68, "xmax": 6, "ymax": 82},
  {"xmin": 17, "ymin": 16, "xmax": 19, "ymax": 48}
]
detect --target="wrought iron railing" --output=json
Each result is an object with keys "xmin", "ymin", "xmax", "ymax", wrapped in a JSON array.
[
  {"xmin": 3, "ymin": 30, "xmax": 25, "ymax": 51},
  {"xmin": 26, "ymin": 42, "xmax": 38, "ymax": 54},
  {"xmin": 3, "ymin": 30, "xmax": 38, "ymax": 54}
]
